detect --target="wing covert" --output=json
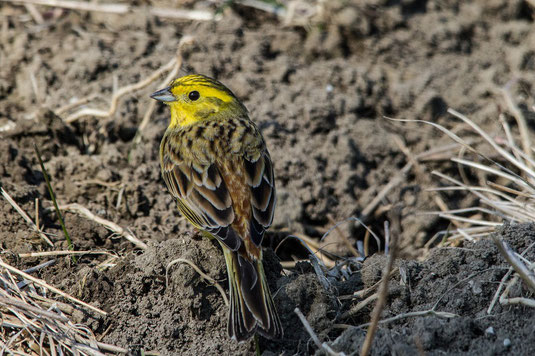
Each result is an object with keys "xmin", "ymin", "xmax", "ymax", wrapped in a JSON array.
[
  {"xmin": 244, "ymin": 151, "xmax": 276, "ymax": 247},
  {"xmin": 161, "ymin": 140, "xmax": 241, "ymax": 251}
]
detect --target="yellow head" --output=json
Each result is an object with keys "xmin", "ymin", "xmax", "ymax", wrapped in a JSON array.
[{"xmin": 151, "ymin": 74, "xmax": 248, "ymax": 128}]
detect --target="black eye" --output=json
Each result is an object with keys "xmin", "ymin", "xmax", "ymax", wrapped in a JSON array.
[{"xmin": 188, "ymin": 91, "xmax": 200, "ymax": 101}]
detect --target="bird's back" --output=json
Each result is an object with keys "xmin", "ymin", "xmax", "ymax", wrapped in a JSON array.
[{"xmin": 160, "ymin": 115, "xmax": 269, "ymax": 258}]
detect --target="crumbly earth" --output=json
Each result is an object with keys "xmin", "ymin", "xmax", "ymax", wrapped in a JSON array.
[
  {"xmin": 1, "ymin": 0, "xmax": 535, "ymax": 355},
  {"xmin": 323, "ymin": 223, "xmax": 535, "ymax": 356}
]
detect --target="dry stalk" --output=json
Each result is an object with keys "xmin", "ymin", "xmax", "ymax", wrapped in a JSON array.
[
  {"xmin": 4, "ymin": 0, "xmax": 214, "ymax": 21},
  {"xmin": 393, "ymin": 134, "xmax": 461, "ymax": 229},
  {"xmin": 280, "ymin": 260, "xmax": 301, "ymax": 268},
  {"xmin": 488, "ymin": 240, "xmax": 535, "ymax": 314},
  {"xmin": 354, "ymin": 274, "xmax": 391, "ymax": 299},
  {"xmin": 363, "ymin": 229, "xmax": 370, "ymax": 256},
  {"xmin": 357, "ymin": 309, "xmax": 457, "ymax": 329},
  {"xmin": 339, "ymin": 269, "xmax": 398, "ymax": 318},
  {"xmin": 278, "ymin": 230, "xmax": 322, "ymax": 250},
  {"xmin": 0, "ymin": 259, "xmax": 125, "ymax": 355},
  {"xmin": 0, "ymin": 296, "xmax": 69, "ymax": 322},
  {"xmin": 499, "ymin": 275, "xmax": 535, "ymax": 308},
  {"xmin": 448, "ymin": 108, "xmax": 535, "ymax": 182},
  {"xmin": 488, "ymin": 266, "xmax": 515, "ymax": 315},
  {"xmin": 96, "ymin": 255, "xmax": 118, "ymax": 271},
  {"xmin": 309, "ymin": 253, "xmax": 333, "ymax": 292},
  {"xmin": 360, "ymin": 207, "xmax": 401, "ymax": 356},
  {"xmin": 274, "ymin": 233, "xmax": 336, "ymax": 268},
  {"xmin": 501, "ymin": 83, "xmax": 533, "ymax": 166},
  {"xmin": 340, "ymin": 293, "xmax": 378, "ymax": 320},
  {"xmin": 18, "ymin": 250, "xmax": 116, "ymax": 258},
  {"xmin": 166, "ymin": 258, "xmax": 228, "ymax": 306},
  {"xmin": 61, "ymin": 36, "xmax": 193, "ymax": 123},
  {"xmin": 75, "ymin": 178, "xmax": 121, "ymax": 189},
  {"xmin": 237, "ymin": 0, "xmax": 286, "ymax": 16},
  {"xmin": 327, "ymin": 214, "xmax": 360, "ymax": 257},
  {"xmin": 322, "ymin": 216, "xmax": 381, "ymax": 256},
  {"xmin": 392, "ymin": 105, "xmax": 535, "ymax": 243},
  {"xmin": 487, "ymin": 181, "xmax": 530, "ymax": 197},
  {"xmin": 294, "ymin": 307, "xmax": 346, "ymax": 356},
  {"xmin": 56, "ymin": 203, "xmax": 148, "ymax": 250},
  {"xmin": 0, "ymin": 257, "xmax": 106, "ymax": 316},
  {"xmin": 499, "ymin": 113, "xmax": 524, "ymax": 166},
  {"xmin": 29, "ymin": 292, "xmax": 78, "ymax": 315},
  {"xmin": 55, "ymin": 93, "xmax": 98, "ymax": 115},
  {"xmin": 492, "ymin": 235, "xmax": 535, "ymax": 293},
  {"xmin": 502, "ymin": 295, "xmax": 535, "ymax": 308},
  {"xmin": 1, "ymin": 187, "xmax": 54, "ymax": 246},
  {"xmin": 359, "ymin": 161, "xmax": 412, "ymax": 225},
  {"xmin": 23, "ymin": 3, "xmax": 44, "ymax": 23}
]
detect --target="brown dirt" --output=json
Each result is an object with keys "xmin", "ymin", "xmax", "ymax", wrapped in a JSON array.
[
  {"xmin": 1, "ymin": 0, "xmax": 535, "ymax": 355},
  {"xmin": 325, "ymin": 223, "xmax": 535, "ymax": 356}
]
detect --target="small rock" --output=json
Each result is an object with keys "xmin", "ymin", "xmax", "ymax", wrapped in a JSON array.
[
  {"xmin": 504, "ymin": 338, "xmax": 511, "ymax": 348},
  {"xmin": 485, "ymin": 326, "xmax": 495, "ymax": 335},
  {"xmin": 96, "ymin": 168, "xmax": 113, "ymax": 182},
  {"xmin": 471, "ymin": 281, "xmax": 483, "ymax": 295}
]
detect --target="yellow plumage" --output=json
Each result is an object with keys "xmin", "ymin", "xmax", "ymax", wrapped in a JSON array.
[{"xmin": 151, "ymin": 74, "xmax": 283, "ymax": 341}]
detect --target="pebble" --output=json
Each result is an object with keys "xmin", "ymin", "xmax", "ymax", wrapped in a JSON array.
[
  {"xmin": 504, "ymin": 338, "xmax": 511, "ymax": 348},
  {"xmin": 485, "ymin": 327, "xmax": 495, "ymax": 335}
]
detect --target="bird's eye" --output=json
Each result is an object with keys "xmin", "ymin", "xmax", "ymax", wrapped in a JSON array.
[{"xmin": 188, "ymin": 91, "xmax": 200, "ymax": 101}]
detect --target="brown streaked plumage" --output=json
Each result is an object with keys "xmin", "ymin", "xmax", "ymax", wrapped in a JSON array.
[{"xmin": 152, "ymin": 74, "xmax": 282, "ymax": 341}]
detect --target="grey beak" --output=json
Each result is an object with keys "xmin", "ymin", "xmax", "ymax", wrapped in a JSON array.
[{"xmin": 150, "ymin": 87, "xmax": 175, "ymax": 102}]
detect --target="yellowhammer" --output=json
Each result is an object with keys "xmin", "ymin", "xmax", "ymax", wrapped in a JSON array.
[{"xmin": 151, "ymin": 74, "xmax": 283, "ymax": 341}]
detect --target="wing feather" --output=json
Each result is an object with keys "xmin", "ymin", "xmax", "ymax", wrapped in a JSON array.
[
  {"xmin": 161, "ymin": 137, "xmax": 241, "ymax": 251},
  {"xmin": 161, "ymin": 121, "xmax": 276, "ymax": 252},
  {"xmin": 244, "ymin": 151, "xmax": 276, "ymax": 247},
  {"xmin": 244, "ymin": 156, "xmax": 265, "ymax": 187}
]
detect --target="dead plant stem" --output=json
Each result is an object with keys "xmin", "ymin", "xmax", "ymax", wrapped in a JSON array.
[
  {"xmin": 0, "ymin": 258, "xmax": 107, "ymax": 316},
  {"xmin": 56, "ymin": 203, "xmax": 148, "ymax": 250},
  {"xmin": 4, "ymin": 0, "xmax": 214, "ymax": 21},
  {"xmin": 360, "ymin": 207, "xmax": 401, "ymax": 356}
]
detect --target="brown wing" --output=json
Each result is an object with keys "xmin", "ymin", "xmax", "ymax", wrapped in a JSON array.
[
  {"xmin": 160, "ymin": 138, "xmax": 243, "ymax": 251},
  {"xmin": 243, "ymin": 150, "xmax": 276, "ymax": 247}
]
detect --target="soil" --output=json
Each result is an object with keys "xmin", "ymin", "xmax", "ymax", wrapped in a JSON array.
[
  {"xmin": 1, "ymin": 0, "xmax": 535, "ymax": 355},
  {"xmin": 325, "ymin": 223, "xmax": 535, "ymax": 356}
]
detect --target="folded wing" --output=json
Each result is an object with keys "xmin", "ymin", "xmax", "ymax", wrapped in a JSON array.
[
  {"xmin": 244, "ymin": 151, "xmax": 276, "ymax": 247},
  {"xmin": 161, "ymin": 145, "xmax": 242, "ymax": 251}
]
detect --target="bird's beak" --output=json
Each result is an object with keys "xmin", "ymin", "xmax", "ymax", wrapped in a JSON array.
[{"xmin": 150, "ymin": 87, "xmax": 176, "ymax": 102}]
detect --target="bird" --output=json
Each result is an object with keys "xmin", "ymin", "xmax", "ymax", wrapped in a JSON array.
[{"xmin": 151, "ymin": 74, "xmax": 283, "ymax": 341}]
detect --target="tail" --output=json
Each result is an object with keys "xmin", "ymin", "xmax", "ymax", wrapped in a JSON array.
[{"xmin": 223, "ymin": 248, "xmax": 283, "ymax": 341}]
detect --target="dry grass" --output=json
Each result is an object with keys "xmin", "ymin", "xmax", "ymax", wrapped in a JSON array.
[
  {"xmin": 0, "ymin": 258, "xmax": 126, "ymax": 355},
  {"xmin": 399, "ymin": 98, "xmax": 535, "ymax": 312},
  {"xmin": 431, "ymin": 107, "xmax": 535, "ymax": 241},
  {"xmin": 394, "ymin": 105, "xmax": 535, "ymax": 245},
  {"xmin": 488, "ymin": 237, "xmax": 535, "ymax": 312},
  {"xmin": 4, "ymin": 0, "xmax": 215, "ymax": 21}
]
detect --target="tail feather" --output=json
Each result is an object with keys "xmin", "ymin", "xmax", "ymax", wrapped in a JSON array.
[{"xmin": 223, "ymin": 248, "xmax": 283, "ymax": 341}]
